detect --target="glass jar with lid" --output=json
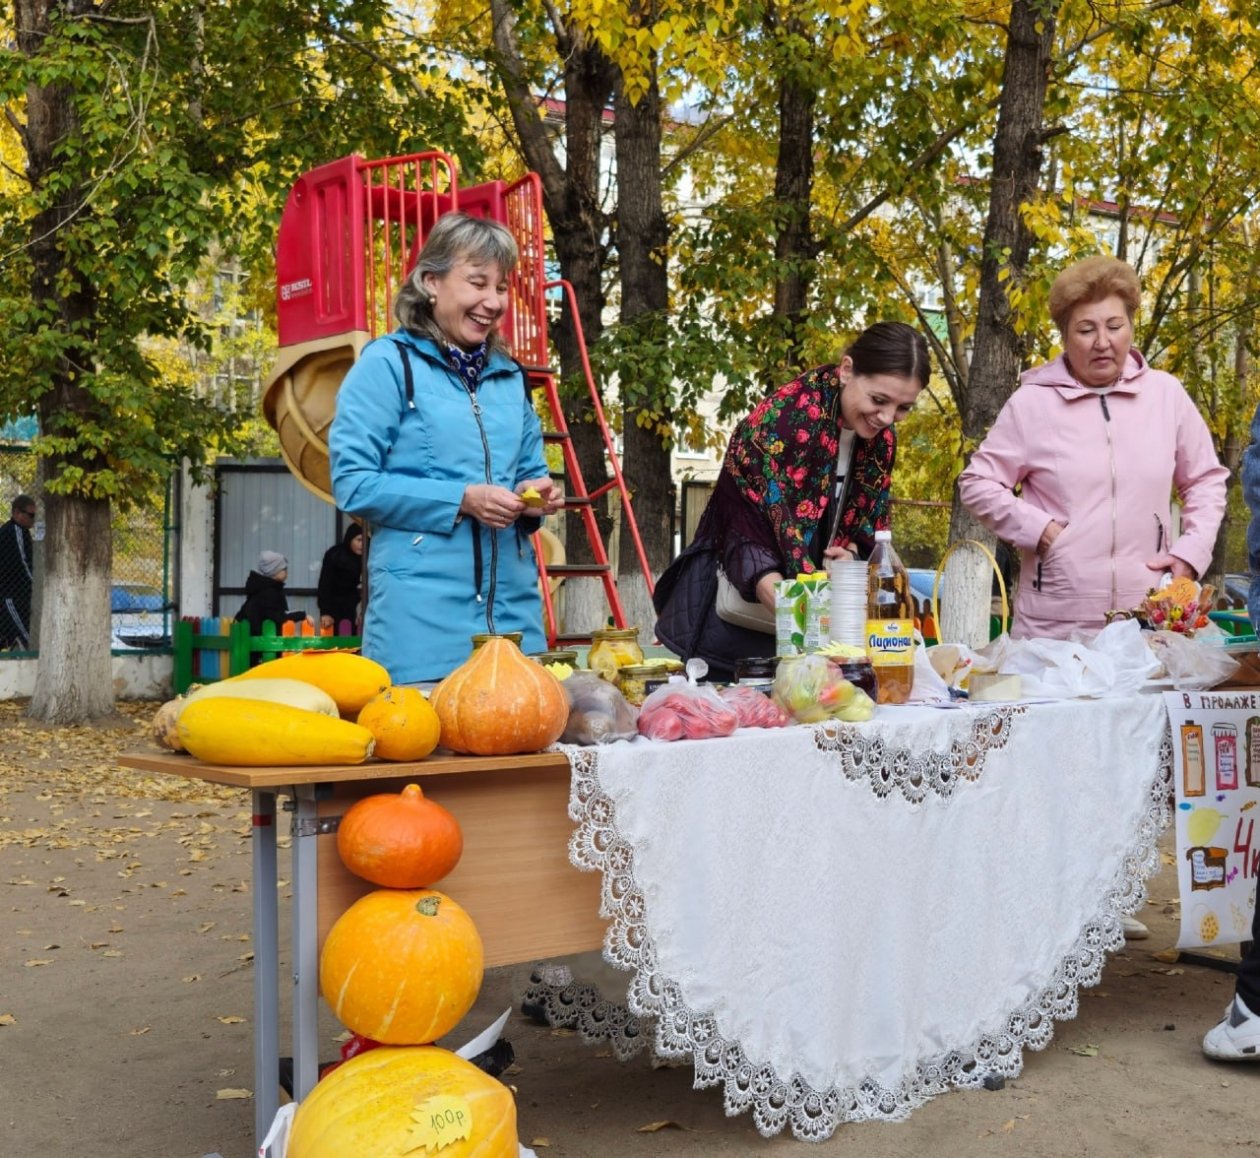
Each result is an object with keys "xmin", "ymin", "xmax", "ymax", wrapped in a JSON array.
[
  {"xmin": 587, "ymin": 626, "xmax": 644, "ymax": 681},
  {"xmin": 615, "ymin": 661, "xmax": 671, "ymax": 706}
]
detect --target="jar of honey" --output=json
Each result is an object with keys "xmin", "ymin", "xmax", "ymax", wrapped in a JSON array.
[
  {"xmin": 587, "ymin": 626, "xmax": 644, "ymax": 681},
  {"xmin": 529, "ymin": 649, "xmax": 579, "ymax": 667}
]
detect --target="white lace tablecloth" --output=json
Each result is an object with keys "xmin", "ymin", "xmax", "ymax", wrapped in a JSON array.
[{"xmin": 545, "ymin": 694, "xmax": 1172, "ymax": 1141}]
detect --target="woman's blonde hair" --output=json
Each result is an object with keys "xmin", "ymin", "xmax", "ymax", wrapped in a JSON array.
[
  {"xmin": 395, "ymin": 212, "xmax": 519, "ymax": 352},
  {"xmin": 1048, "ymin": 255, "xmax": 1141, "ymax": 333}
]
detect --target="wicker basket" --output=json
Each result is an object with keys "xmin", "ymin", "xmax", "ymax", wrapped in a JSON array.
[{"xmin": 930, "ymin": 538, "xmax": 1011, "ymax": 644}]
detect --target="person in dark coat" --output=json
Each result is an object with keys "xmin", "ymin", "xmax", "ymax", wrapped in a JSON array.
[
  {"xmin": 317, "ymin": 523, "xmax": 364, "ymax": 633},
  {"xmin": 0, "ymin": 494, "xmax": 36, "ymax": 649},
  {"xmin": 235, "ymin": 551, "xmax": 303, "ymax": 637},
  {"xmin": 653, "ymin": 323, "xmax": 930, "ymax": 682}
]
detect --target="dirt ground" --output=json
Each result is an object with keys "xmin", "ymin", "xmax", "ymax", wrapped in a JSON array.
[{"xmin": 1, "ymin": 699, "xmax": 1257, "ymax": 1158}]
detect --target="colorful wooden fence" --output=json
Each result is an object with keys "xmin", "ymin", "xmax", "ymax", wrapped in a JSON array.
[{"xmin": 172, "ymin": 617, "xmax": 362, "ymax": 694}]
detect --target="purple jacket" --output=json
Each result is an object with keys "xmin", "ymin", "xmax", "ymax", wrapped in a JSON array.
[{"xmin": 958, "ymin": 349, "xmax": 1227, "ymax": 640}]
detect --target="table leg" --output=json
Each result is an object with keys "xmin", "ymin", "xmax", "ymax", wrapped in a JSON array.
[
  {"xmin": 252, "ymin": 789, "xmax": 280, "ymax": 1150},
  {"xmin": 292, "ymin": 784, "xmax": 321, "ymax": 1101}
]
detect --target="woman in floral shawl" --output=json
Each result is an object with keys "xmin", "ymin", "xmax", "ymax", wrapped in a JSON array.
[{"xmin": 654, "ymin": 321, "xmax": 930, "ymax": 680}]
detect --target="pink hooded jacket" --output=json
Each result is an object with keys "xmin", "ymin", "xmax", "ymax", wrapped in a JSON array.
[{"xmin": 958, "ymin": 349, "xmax": 1227, "ymax": 640}]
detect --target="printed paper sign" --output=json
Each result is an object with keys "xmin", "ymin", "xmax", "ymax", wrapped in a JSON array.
[{"xmin": 1163, "ymin": 691, "xmax": 1260, "ymax": 949}]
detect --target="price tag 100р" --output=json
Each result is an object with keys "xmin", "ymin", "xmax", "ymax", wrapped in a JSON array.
[{"xmin": 405, "ymin": 1095, "xmax": 473, "ymax": 1153}]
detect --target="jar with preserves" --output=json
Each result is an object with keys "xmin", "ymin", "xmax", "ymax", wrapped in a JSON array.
[
  {"xmin": 529, "ymin": 649, "xmax": 579, "ymax": 667},
  {"xmin": 733, "ymin": 656, "xmax": 779, "ymax": 695},
  {"xmin": 826, "ymin": 656, "xmax": 879, "ymax": 703},
  {"xmin": 615, "ymin": 662, "xmax": 671, "ymax": 706},
  {"xmin": 588, "ymin": 626, "xmax": 645, "ymax": 681}
]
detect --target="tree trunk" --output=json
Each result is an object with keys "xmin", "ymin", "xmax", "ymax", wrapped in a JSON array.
[
  {"xmin": 614, "ymin": 60, "xmax": 671, "ymax": 641},
  {"xmin": 18, "ymin": 0, "xmax": 117, "ymax": 721},
  {"xmin": 770, "ymin": 14, "xmax": 817, "ymax": 370},
  {"xmin": 943, "ymin": 0, "xmax": 1060, "ymax": 648},
  {"xmin": 490, "ymin": 1, "xmax": 618, "ymax": 632}
]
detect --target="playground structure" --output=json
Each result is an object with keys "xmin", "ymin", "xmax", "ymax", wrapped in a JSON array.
[{"xmin": 262, "ymin": 152, "xmax": 653, "ymax": 646}]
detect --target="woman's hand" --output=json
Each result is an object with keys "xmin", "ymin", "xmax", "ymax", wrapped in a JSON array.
[
  {"xmin": 516, "ymin": 477, "xmax": 564, "ymax": 516},
  {"xmin": 1037, "ymin": 520, "xmax": 1065, "ymax": 557},
  {"xmin": 319, "ymin": 614, "xmax": 334, "ymax": 631},
  {"xmin": 461, "ymin": 483, "xmax": 527, "ymax": 529},
  {"xmin": 1146, "ymin": 553, "xmax": 1196, "ymax": 580},
  {"xmin": 823, "ymin": 539, "xmax": 855, "ymax": 562}
]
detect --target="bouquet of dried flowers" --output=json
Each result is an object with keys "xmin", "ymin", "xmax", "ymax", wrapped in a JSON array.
[{"xmin": 1137, "ymin": 577, "xmax": 1213, "ymax": 634}]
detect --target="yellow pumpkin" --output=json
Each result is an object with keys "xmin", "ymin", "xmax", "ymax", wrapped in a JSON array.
[
  {"xmin": 429, "ymin": 636, "xmax": 569, "ymax": 756},
  {"xmin": 287, "ymin": 1046, "xmax": 517, "ymax": 1158},
  {"xmin": 320, "ymin": 888, "xmax": 483, "ymax": 1044},
  {"xmin": 176, "ymin": 698, "xmax": 375, "ymax": 766},
  {"xmin": 356, "ymin": 686, "xmax": 441, "ymax": 761},
  {"xmin": 151, "ymin": 697, "xmax": 185, "ymax": 751},
  {"xmin": 230, "ymin": 651, "xmax": 389, "ymax": 716}
]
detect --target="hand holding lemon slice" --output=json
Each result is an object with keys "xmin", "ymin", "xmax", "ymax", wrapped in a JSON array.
[{"xmin": 520, "ymin": 486, "xmax": 547, "ymax": 508}]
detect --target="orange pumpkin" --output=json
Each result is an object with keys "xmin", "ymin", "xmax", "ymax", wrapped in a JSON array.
[
  {"xmin": 320, "ymin": 888, "xmax": 483, "ymax": 1045},
  {"xmin": 355, "ymin": 686, "xmax": 441, "ymax": 761},
  {"xmin": 337, "ymin": 783, "xmax": 463, "ymax": 888},
  {"xmin": 287, "ymin": 1045, "xmax": 518, "ymax": 1158},
  {"xmin": 429, "ymin": 636, "xmax": 569, "ymax": 755}
]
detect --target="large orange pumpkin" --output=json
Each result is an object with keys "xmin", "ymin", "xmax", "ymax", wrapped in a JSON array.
[
  {"xmin": 355, "ymin": 686, "xmax": 441, "ymax": 761},
  {"xmin": 287, "ymin": 1045, "xmax": 517, "ymax": 1158},
  {"xmin": 429, "ymin": 636, "xmax": 569, "ymax": 755},
  {"xmin": 320, "ymin": 889, "xmax": 483, "ymax": 1044},
  {"xmin": 336, "ymin": 783, "xmax": 463, "ymax": 888}
]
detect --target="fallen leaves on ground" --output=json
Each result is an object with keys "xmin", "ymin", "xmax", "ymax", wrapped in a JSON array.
[{"xmin": 637, "ymin": 1120, "xmax": 690, "ymax": 1133}]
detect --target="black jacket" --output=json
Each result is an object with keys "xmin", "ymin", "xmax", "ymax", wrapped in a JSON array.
[
  {"xmin": 317, "ymin": 528, "xmax": 363, "ymax": 627},
  {"xmin": 234, "ymin": 571, "xmax": 294, "ymax": 635}
]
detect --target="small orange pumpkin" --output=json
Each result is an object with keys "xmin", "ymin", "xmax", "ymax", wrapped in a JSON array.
[
  {"xmin": 429, "ymin": 636, "xmax": 569, "ymax": 755},
  {"xmin": 337, "ymin": 783, "xmax": 463, "ymax": 888},
  {"xmin": 320, "ymin": 888, "xmax": 483, "ymax": 1045},
  {"xmin": 356, "ymin": 686, "xmax": 441, "ymax": 761}
]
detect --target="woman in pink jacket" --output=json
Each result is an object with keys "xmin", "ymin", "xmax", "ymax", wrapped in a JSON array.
[{"xmin": 959, "ymin": 255, "xmax": 1228, "ymax": 641}]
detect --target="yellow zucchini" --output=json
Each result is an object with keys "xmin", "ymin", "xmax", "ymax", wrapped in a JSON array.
[
  {"xmin": 177, "ymin": 698, "xmax": 376, "ymax": 766},
  {"xmin": 182, "ymin": 677, "xmax": 338, "ymax": 718},
  {"xmin": 230, "ymin": 652, "xmax": 390, "ymax": 715}
]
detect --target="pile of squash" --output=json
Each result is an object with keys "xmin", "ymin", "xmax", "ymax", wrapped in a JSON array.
[
  {"xmin": 151, "ymin": 652, "xmax": 444, "ymax": 767},
  {"xmin": 153, "ymin": 636, "xmax": 572, "ymax": 766},
  {"xmin": 288, "ymin": 784, "xmax": 519, "ymax": 1157}
]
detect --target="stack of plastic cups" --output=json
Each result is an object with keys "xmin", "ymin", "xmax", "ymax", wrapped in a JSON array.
[{"xmin": 828, "ymin": 559, "xmax": 869, "ymax": 648}]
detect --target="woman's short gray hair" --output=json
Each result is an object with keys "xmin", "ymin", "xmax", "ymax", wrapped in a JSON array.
[{"xmin": 395, "ymin": 212, "xmax": 519, "ymax": 350}]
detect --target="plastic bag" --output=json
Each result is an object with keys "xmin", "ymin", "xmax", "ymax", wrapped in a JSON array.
[
  {"xmin": 1147, "ymin": 629, "xmax": 1240, "ymax": 690},
  {"xmin": 559, "ymin": 671, "xmax": 639, "ymax": 745},
  {"xmin": 718, "ymin": 684, "xmax": 790, "ymax": 728},
  {"xmin": 638, "ymin": 660, "xmax": 739, "ymax": 741},
  {"xmin": 771, "ymin": 653, "xmax": 874, "ymax": 724}
]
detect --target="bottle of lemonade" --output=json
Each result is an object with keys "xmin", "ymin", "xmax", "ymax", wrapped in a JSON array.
[{"xmin": 865, "ymin": 530, "xmax": 915, "ymax": 704}]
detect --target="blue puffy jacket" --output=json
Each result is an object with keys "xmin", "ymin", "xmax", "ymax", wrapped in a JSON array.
[{"xmin": 330, "ymin": 331, "xmax": 549, "ymax": 682}]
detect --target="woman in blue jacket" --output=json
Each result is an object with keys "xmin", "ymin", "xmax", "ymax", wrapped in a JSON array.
[{"xmin": 330, "ymin": 213, "xmax": 562, "ymax": 683}]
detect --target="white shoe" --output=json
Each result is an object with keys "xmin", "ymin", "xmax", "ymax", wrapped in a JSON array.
[
  {"xmin": 1121, "ymin": 915, "xmax": 1150, "ymax": 940},
  {"xmin": 1203, "ymin": 996, "xmax": 1260, "ymax": 1060}
]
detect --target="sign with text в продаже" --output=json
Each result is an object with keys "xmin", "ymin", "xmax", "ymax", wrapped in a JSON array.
[{"xmin": 1163, "ymin": 690, "xmax": 1260, "ymax": 949}]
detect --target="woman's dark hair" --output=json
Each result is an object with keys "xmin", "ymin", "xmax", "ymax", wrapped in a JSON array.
[
  {"xmin": 395, "ymin": 212, "xmax": 519, "ymax": 353},
  {"xmin": 846, "ymin": 321, "xmax": 930, "ymax": 389},
  {"xmin": 342, "ymin": 522, "xmax": 364, "ymax": 548}
]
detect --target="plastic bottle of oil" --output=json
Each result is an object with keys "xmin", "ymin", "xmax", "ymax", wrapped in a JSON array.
[{"xmin": 865, "ymin": 530, "xmax": 916, "ymax": 704}]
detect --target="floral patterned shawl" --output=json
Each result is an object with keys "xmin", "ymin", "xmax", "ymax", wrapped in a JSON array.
[{"xmin": 723, "ymin": 364, "xmax": 896, "ymax": 576}]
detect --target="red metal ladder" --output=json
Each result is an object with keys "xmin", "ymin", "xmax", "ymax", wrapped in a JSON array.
[{"xmin": 265, "ymin": 151, "xmax": 654, "ymax": 647}]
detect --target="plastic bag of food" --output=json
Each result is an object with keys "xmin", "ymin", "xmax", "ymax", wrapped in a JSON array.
[
  {"xmin": 718, "ymin": 684, "xmax": 790, "ymax": 729},
  {"xmin": 772, "ymin": 653, "xmax": 874, "ymax": 724},
  {"xmin": 560, "ymin": 671, "xmax": 640, "ymax": 745},
  {"xmin": 638, "ymin": 660, "xmax": 740, "ymax": 742}
]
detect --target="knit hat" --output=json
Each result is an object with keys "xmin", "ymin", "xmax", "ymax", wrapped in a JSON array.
[{"xmin": 257, "ymin": 551, "xmax": 288, "ymax": 578}]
